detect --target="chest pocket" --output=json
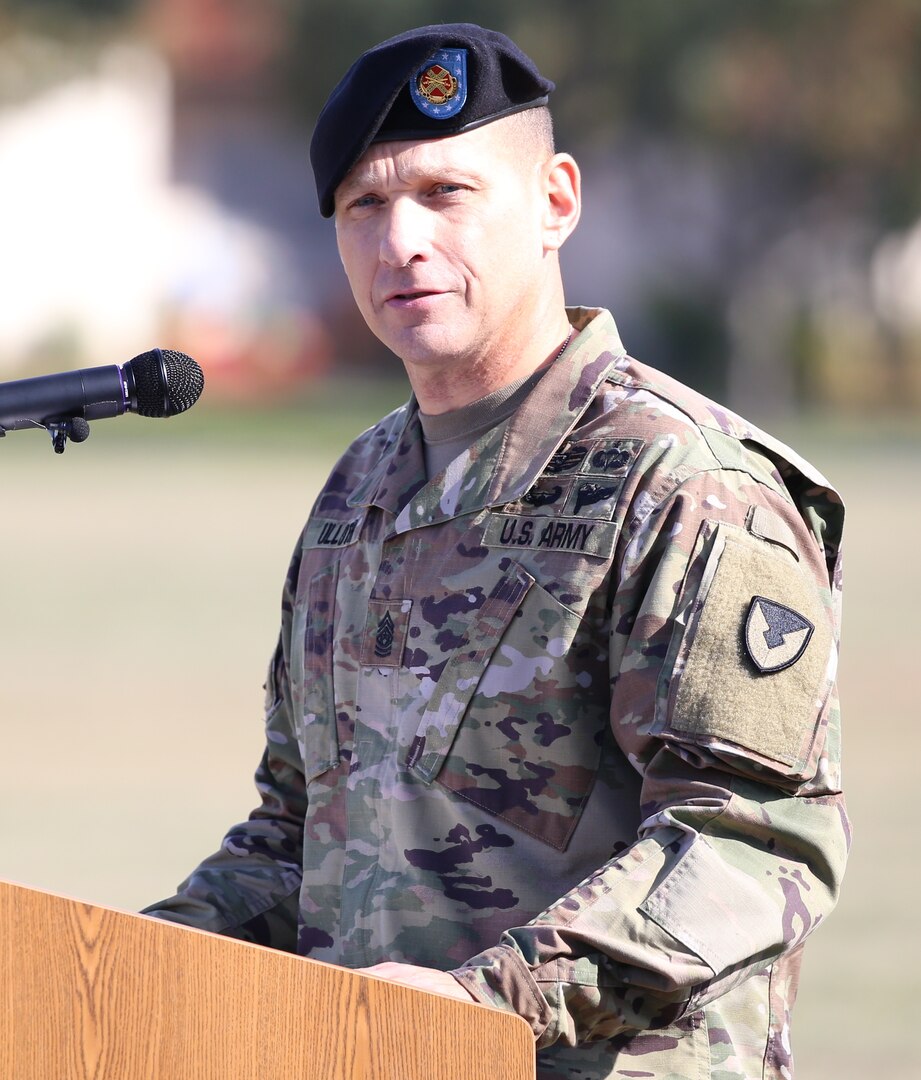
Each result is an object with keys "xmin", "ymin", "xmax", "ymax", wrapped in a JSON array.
[{"xmin": 407, "ymin": 563, "xmax": 607, "ymax": 851}]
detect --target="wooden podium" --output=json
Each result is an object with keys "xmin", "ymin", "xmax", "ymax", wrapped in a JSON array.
[{"xmin": 0, "ymin": 879, "xmax": 534, "ymax": 1079}]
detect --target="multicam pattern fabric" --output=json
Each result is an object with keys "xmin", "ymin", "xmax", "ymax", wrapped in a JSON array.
[{"xmin": 144, "ymin": 308, "xmax": 849, "ymax": 1079}]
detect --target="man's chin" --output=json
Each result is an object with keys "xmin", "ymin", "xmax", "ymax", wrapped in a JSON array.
[{"xmin": 378, "ymin": 324, "xmax": 467, "ymax": 367}]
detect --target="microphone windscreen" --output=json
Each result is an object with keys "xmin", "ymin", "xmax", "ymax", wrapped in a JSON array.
[
  {"xmin": 70, "ymin": 417, "xmax": 91, "ymax": 442},
  {"xmin": 129, "ymin": 349, "xmax": 204, "ymax": 417},
  {"xmin": 161, "ymin": 349, "xmax": 205, "ymax": 416}
]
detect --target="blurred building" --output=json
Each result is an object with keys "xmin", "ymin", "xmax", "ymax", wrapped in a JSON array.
[{"xmin": 0, "ymin": 3, "xmax": 330, "ymax": 397}]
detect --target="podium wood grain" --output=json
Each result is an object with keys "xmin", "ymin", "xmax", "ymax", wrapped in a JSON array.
[{"xmin": 0, "ymin": 879, "xmax": 534, "ymax": 1079}]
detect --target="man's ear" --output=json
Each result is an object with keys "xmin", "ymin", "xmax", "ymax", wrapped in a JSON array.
[{"xmin": 542, "ymin": 153, "xmax": 581, "ymax": 252}]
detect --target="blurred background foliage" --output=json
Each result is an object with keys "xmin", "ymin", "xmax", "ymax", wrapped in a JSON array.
[{"xmin": 1, "ymin": 0, "xmax": 921, "ymax": 414}]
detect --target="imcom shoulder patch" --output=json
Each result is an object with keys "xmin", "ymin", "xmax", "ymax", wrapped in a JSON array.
[{"xmin": 745, "ymin": 597, "xmax": 814, "ymax": 673}]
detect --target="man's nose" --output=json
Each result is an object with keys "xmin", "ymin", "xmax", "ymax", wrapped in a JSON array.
[{"xmin": 379, "ymin": 197, "xmax": 432, "ymax": 267}]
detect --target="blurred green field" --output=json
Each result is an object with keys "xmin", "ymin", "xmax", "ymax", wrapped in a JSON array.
[{"xmin": 1, "ymin": 384, "xmax": 917, "ymax": 1078}]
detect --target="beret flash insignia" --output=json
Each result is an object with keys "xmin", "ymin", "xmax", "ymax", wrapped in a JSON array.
[
  {"xmin": 745, "ymin": 596, "xmax": 814, "ymax": 673},
  {"xmin": 410, "ymin": 49, "xmax": 468, "ymax": 118}
]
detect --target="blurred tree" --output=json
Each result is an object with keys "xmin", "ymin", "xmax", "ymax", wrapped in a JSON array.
[
  {"xmin": 7, "ymin": 0, "xmax": 918, "ymax": 220},
  {"xmin": 279, "ymin": 0, "xmax": 921, "ymax": 225},
  {"xmin": 1, "ymin": 0, "xmax": 139, "ymax": 20}
]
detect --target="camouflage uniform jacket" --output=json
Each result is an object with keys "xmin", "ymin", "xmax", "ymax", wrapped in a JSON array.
[{"xmin": 146, "ymin": 308, "xmax": 849, "ymax": 1080}]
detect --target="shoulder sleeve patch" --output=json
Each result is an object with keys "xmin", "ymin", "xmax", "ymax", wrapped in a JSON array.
[
  {"xmin": 661, "ymin": 523, "xmax": 833, "ymax": 778},
  {"xmin": 744, "ymin": 597, "xmax": 813, "ymax": 672}
]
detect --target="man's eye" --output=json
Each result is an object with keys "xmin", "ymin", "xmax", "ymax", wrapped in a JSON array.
[
  {"xmin": 351, "ymin": 194, "xmax": 381, "ymax": 209},
  {"xmin": 433, "ymin": 183, "xmax": 463, "ymax": 196}
]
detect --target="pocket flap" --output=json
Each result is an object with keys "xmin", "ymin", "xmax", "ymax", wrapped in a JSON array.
[{"xmin": 409, "ymin": 563, "xmax": 535, "ymax": 783}]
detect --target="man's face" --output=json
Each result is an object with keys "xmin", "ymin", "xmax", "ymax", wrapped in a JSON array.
[{"xmin": 334, "ymin": 117, "xmax": 551, "ymax": 373}]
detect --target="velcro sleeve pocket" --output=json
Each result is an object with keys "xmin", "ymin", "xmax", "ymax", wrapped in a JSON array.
[
  {"xmin": 640, "ymin": 833, "xmax": 782, "ymax": 976},
  {"xmin": 656, "ymin": 520, "xmax": 835, "ymax": 782}
]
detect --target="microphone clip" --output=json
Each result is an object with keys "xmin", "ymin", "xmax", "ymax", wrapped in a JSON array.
[{"xmin": 46, "ymin": 416, "xmax": 92, "ymax": 454}]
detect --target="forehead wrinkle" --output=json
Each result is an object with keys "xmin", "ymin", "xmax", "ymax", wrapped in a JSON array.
[{"xmin": 342, "ymin": 135, "xmax": 495, "ymax": 196}]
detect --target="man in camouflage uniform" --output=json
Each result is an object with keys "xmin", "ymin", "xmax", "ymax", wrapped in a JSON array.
[{"xmin": 144, "ymin": 24, "xmax": 848, "ymax": 1080}]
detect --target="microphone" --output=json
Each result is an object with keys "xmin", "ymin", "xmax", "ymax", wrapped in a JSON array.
[{"xmin": 0, "ymin": 349, "xmax": 204, "ymax": 436}]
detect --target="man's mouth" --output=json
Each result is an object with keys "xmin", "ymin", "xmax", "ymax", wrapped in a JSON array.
[{"xmin": 384, "ymin": 287, "xmax": 443, "ymax": 303}]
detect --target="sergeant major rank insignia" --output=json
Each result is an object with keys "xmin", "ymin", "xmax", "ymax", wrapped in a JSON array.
[
  {"xmin": 360, "ymin": 598, "xmax": 413, "ymax": 668},
  {"xmin": 410, "ymin": 49, "xmax": 468, "ymax": 118},
  {"xmin": 745, "ymin": 596, "xmax": 814, "ymax": 673},
  {"xmin": 374, "ymin": 611, "xmax": 395, "ymax": 659}
]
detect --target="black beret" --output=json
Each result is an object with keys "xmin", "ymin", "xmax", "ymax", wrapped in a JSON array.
[{"xmin": 310, "ymin": 23, "xmax": 554, "ymax": 217}]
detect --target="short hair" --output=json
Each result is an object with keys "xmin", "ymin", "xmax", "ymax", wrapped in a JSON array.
[{"xmin": 512, "ymin": 105, "xmax": 555, "ymax": 159}]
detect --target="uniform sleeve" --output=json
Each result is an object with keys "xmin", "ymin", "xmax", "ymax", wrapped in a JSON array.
[
  {"xmin": 451, "ymin": 466, "xmax": 850, "ymax": 1047},
  {"xmin": 141, "ymin": 550, "xmax": 307, "ymax": 952}
]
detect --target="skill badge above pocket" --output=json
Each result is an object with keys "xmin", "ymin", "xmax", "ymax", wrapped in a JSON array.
[{"xmin": 580, "ymin": 436, "xmax": 644, "ymax": 476}]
